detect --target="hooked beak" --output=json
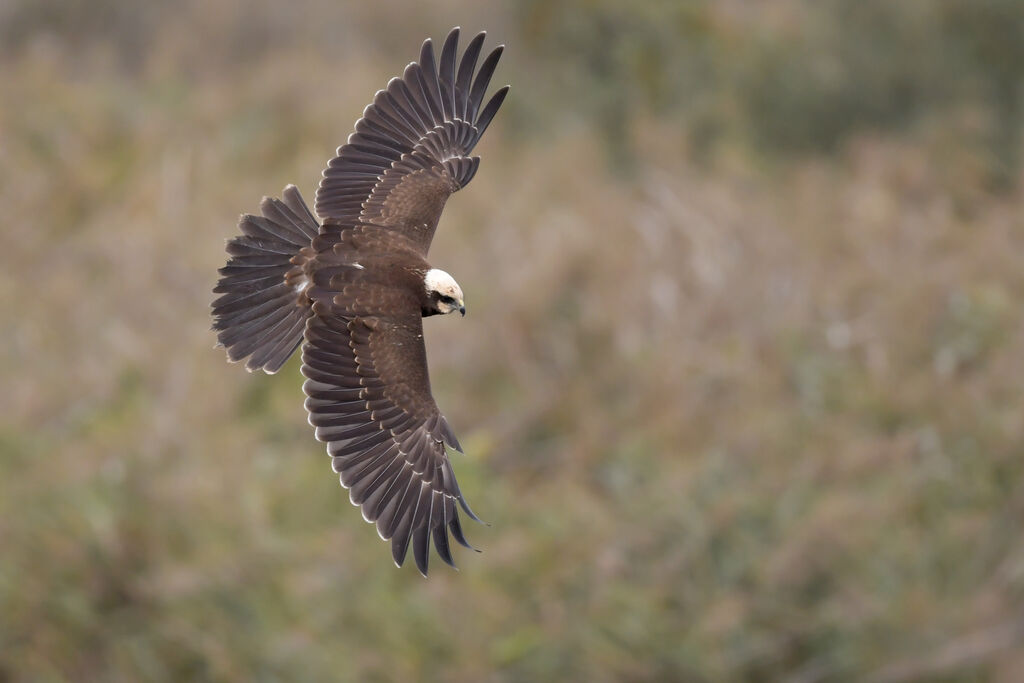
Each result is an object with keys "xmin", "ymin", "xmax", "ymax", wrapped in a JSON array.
[{"xmin": 458, "ymin": 303, "xmax": 466, "ymax": 317}]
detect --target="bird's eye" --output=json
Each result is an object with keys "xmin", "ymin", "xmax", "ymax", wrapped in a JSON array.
[{"xmin": 439, "ymin": 295, "xmax": 455, "ymax": 304}]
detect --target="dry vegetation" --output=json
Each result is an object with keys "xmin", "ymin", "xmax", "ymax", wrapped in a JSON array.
[{"xmin": 2, "ymin": 1, "xmax": 1023, "ymax": 681}]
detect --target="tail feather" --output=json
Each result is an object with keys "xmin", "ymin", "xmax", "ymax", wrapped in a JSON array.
[{"xmin": 212, "ymin": 184, "xmax": 318, "ymax": 374}]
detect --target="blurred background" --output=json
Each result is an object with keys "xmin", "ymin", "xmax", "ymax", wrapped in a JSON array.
[{"xmin": 2, "ymin": 0, "xmax": 1023, "ymax": 680}]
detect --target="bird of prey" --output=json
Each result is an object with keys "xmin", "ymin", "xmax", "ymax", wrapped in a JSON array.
[{"xmin": 212, "ymin": 28, "xmax": 508, "ymax": 575}]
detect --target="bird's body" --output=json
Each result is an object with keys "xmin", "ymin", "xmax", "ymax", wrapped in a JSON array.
[
  {"xmin": 211, "ymin": 28, "xmax": 507, "ymax": 575},
  {"xmin": 300, "ymin": 229, "xmax": 433, "ymax": 316}
]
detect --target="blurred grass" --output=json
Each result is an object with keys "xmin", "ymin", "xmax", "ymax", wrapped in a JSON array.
[{"xmin": 2, "ymin": 0, "xmax": 1024, "ymax": 681}]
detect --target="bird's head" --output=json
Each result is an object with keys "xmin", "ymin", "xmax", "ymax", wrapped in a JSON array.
[{"xmin": 424, "ymin": 268, "xmax": 465, "ymax": 317}]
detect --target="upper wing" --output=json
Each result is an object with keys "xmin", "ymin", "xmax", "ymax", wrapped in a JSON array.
[
  {"xmin": 301, "ymin": 307, "xmax": 480, "ymax": 575},
  {"xmin": 315, "ymin": 27, "xmax": 508, "ymax": 256}
]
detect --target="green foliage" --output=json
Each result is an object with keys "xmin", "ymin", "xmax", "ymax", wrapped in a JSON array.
[
  {"xmin": 2, "ymin": 1, "xmax": 1024, "ymax": 681},
  {"xmin": 517, "ymin": 0, "xmax": 1024, "ymax": 183}
]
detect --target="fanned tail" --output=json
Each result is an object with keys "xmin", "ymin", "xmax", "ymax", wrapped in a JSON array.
[{"xmin": 212, "ymin": 185, "xmax": 318, "ymax": 374}]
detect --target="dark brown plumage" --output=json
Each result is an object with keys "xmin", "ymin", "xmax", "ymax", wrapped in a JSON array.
[{"xmin": 211, "ymin": 28, "xmax": 507, "ymax": 575}]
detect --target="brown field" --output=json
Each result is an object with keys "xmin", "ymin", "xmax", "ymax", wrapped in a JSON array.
[{"xmin": 2, "ymin": 1, "xmax": 1023, "ymax": 680}]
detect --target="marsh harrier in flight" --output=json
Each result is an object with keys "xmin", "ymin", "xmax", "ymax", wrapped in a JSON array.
[{"xmin": 212, "ymin": 28, "xmax": 508, "ymax": 575}]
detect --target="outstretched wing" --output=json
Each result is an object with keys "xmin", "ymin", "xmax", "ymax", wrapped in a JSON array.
[
  {"xmin": 315, "ymin": 27, "xmax": 508, "ymax": 256},
  {"xmin": 301, "ymin": 307, "xmax": 480, "ymax": 575}
]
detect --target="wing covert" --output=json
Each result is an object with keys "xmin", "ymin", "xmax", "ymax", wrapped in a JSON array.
[{"xmin": 315, "ymin": 27, "xmax": 508, "ymax": 256}]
